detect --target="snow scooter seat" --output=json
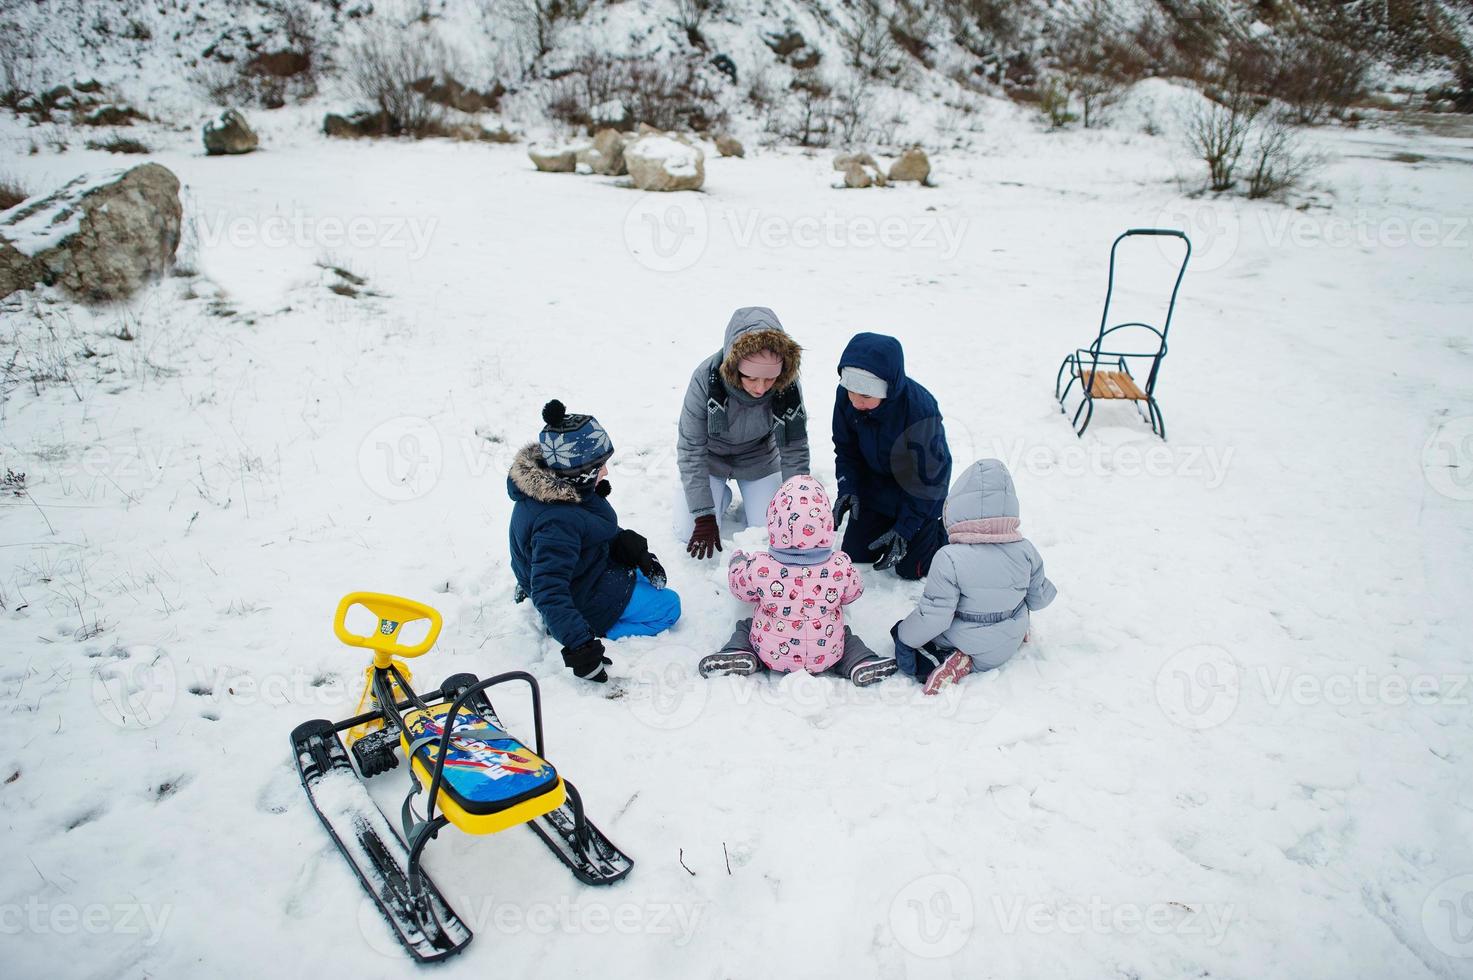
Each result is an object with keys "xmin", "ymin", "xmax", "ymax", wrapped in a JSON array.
[{"xmin": 401, "ymin": 702, "xmax": 566, "ymax": 835}]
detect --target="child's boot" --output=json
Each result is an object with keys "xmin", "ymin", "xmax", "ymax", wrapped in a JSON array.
[
  {"xmin": 836, "ymin": 626, "xmax": 896, "ymax": 686},
  {"xmin": 700, "ymin": 619, "xmax": 763, "ymax": 678},
  {"xmin": 699, "ymin": 650, "xmax": 761, "ymax": 677},
  {"xmin": 850, "ymin": 657, "xmax": 898, "ymax": 687},
  {"xmin": 922, "ymin": 651, "xmax": 973, "ymax": 696}
]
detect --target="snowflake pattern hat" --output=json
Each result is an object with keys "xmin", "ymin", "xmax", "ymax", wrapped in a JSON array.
[{"xmin": 538, "ymin": 400, "xmax": 614, "ymax": 483}]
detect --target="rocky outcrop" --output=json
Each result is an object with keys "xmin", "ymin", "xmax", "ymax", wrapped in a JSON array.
[{"xmin": 0, "ymin": 164, "xmax": 182, "ymax": 302}]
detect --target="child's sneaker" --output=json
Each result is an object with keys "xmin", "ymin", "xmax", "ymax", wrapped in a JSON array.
[
  {"xmin": 922, "ymin": 651, "xmax": 973, "ymax": 696},
  {"xmin": 849, "ymin": 657, "xmax": 898, "ymax": 687},
  {"xmin": 699, "ymin": 651, "xmax": 761, "ymax": 678}
]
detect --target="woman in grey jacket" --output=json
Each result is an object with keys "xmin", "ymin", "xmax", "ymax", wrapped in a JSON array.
[{"xmin": 676, "ymin": 307, "xmax": 810, "ymax": 558}]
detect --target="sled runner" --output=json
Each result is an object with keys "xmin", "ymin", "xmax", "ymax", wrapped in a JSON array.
[
  {"xmin": 291, "ymin": 592, "xmax": 632, "ymax": 963},
  {"xmin": 1055, "ymin": 228, "xmax": 1191, "ymax": 439}
]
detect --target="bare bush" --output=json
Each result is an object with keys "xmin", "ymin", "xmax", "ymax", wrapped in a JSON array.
[
  {"xmin": 545, "ymin": 52, "xmax": 725, "ymax": 133},
  {"xmin": 1244, "ymin": 115, "xmax": 1320, "ymax": 199},
  {"xmin": 1055, "ymin": 2, "xmax": 1140, "ymax": 128},
  {"xmin": 840, "ymin": 0, "xmax": 903, "ymax": 80},
  {"xmin": 0, "ymin": 23, "xmax": 40, "ymax": 103},
  {"xmin": 0, "ymin": 172, "xmax": 27, "ymax": 210},
  {"xmin": 508, "ymin": 0, "xmax": 594, "ymax": 63},
  {"xmin": 85, "ymin": 134, "xmax": 152, "ymax": 154},
  {"xmin": 346, "ymin": 24, "xmax": 450, "ymax": 137},
  {"xmin": 766, "ymin": 72, "xmax": 834, "ymax": 147},
  {"xmin": 1274, "ymin": 37, "xmax": 1367, "ymax": 125},
  {"xmin": 671, "ymin": 0, "xmax": 720, "ymax": 48},
  {"xmin": 942, "ymin": 0, "xmax": 1019, "ymax": 57},
  {"xmin": 1185, "ymin": 90, "xmax": 1259, "ymax": 191},
  {"xmin": 1036, "ymin": 76, "xmax": 1076, "ymax": 128}
]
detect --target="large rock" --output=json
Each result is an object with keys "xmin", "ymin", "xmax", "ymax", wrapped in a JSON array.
[
  {"xmin": 203, "ymin": 108, "xmax": 259, "ymax": 155},
  {"xmin": 625, "ymin": 133, "xmax": 705, "ymax": 192},
  {"xmin": 888, "ymin": 148, "xmax": 931, "ymax": 183},
  {"xmin": 576, "ymin": 128, "xmax": 628, "ymax": 176},
  {"xmin": 0, "ymin": 164, "xmax": 182, "ymax": 302},
  {"xmin": 715, "ymin": 134, "xmax": 745, "ymax": 158}
]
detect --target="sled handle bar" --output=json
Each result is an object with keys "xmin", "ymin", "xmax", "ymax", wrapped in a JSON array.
[
  {"xmin": 422, "ymin": 671, "xmax": 546, "ymax": 826},
  {"xmin": 1121, "ymin": 228, "xmax": 1189, "ymax": 239},
  {"xmin": 334, "ymin": 592, "xmax": 444, "ymax": 666}
]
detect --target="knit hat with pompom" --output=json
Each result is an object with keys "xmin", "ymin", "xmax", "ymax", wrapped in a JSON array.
[{"xmin": 538, "ymin": 400, "xmax": 614, "ymax": 484}]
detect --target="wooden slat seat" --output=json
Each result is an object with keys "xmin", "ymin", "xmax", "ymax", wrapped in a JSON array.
[{"xmin": 1078, "ymin": 368, "xmax": 1146, "ymax": 401}]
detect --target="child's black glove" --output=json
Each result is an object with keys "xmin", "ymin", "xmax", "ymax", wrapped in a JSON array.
[
  {"xmin": 610, "ymin": 529, "xmax": 668, "ymax": 589},
  {"xmin": 561, "ymin": 639, "xmax": 611, "ymax": 683}
]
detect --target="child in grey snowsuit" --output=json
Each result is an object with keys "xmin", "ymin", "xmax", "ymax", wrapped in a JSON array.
[{"xmin": 892, "ymin": 458, "xmax": 1056, "ymax": 693}]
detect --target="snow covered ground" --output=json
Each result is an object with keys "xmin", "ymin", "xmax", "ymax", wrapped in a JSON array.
[{"xmin": 2, "ymin": 96, "xmax": 1473, "ymax": 979}]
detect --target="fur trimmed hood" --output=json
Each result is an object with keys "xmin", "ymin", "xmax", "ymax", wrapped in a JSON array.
[
  {"xmin": 718, "ymin": 307, "xmax": 802, "ymax": 393},
  {"xmin": 509, "ymin": 442, "xmax": 583, "ymax": 504}
]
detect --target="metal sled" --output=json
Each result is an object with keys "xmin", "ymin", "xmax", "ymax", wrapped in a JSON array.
[{"xmin": 1055, "ymin": 228, "xmax": 1191, "ymax": 439}]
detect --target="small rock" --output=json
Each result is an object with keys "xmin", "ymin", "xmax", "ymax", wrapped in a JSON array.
[
  {"xmin": 576, "ymin": 128, "xmax": 628, "ymax": 176},
  {"xmin": 834, "ymin": 152, "xmax": 885, "ymax": 188},
  {"xmin": 715, "ymin": 134, "xmax": 745, "ymax": 158},
  {"xmin": 888, "ymin": 147, "xmax": 931, "ymax": 183},
  {"xmin": 203, "ymin": 108, "xmax": 259, "ymax": 155}
]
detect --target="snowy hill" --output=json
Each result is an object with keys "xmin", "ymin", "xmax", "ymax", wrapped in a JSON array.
[{"xmin": 2, "ymin": 1, "xmax": 1473, "ymax": 979}]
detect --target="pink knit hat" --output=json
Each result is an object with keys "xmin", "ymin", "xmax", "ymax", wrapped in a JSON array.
[{"xmin": 738, "ymin": 348, "xmax": 784, "ymax": 379}]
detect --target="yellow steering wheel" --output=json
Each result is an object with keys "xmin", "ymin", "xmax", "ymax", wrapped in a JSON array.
[{"xmin": 333, "ymin": 592, "xmax": 443, "ymax": 667}]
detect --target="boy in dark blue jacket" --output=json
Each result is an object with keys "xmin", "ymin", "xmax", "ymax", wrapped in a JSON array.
[
  {"xmin": 831, "ymin": 333, "xmax": 951, "ymax": 580},
  {"xmin": 509, "ymin": 401, "xmax": 681, "ymax": 682}
]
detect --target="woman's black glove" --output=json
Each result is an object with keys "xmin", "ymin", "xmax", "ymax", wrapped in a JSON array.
[
  {"xmin": 869, "ymin": 527, "xmax": 908, "ymax": 572},
  {"xmin": 832, "ymin": 493, "xmax": 859, "ymax": 527},
  {"xmin": 610, "ymin": 530, "xmax": 668, "ymax": 589},
  {"xmin": 561, "ymin": 639, "xmax": 611, "ymax": 683},
  {"xmin": 687, "ymin": 514, "xmax": 722, "ymax": 560}
]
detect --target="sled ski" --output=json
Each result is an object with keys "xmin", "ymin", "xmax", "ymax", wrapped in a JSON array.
[
  {"xmin": 292, "ymin": 719, "xmax": 470, "ymax": 962},
  {"xmin": 292, "ymin": 592, "xmax": 634, "ymax": 963}
]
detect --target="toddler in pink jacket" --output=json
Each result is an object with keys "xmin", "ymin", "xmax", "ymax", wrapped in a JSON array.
[{"xmin": 699, "ymin": 475, "xmax": 897, "ymax": 686}]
